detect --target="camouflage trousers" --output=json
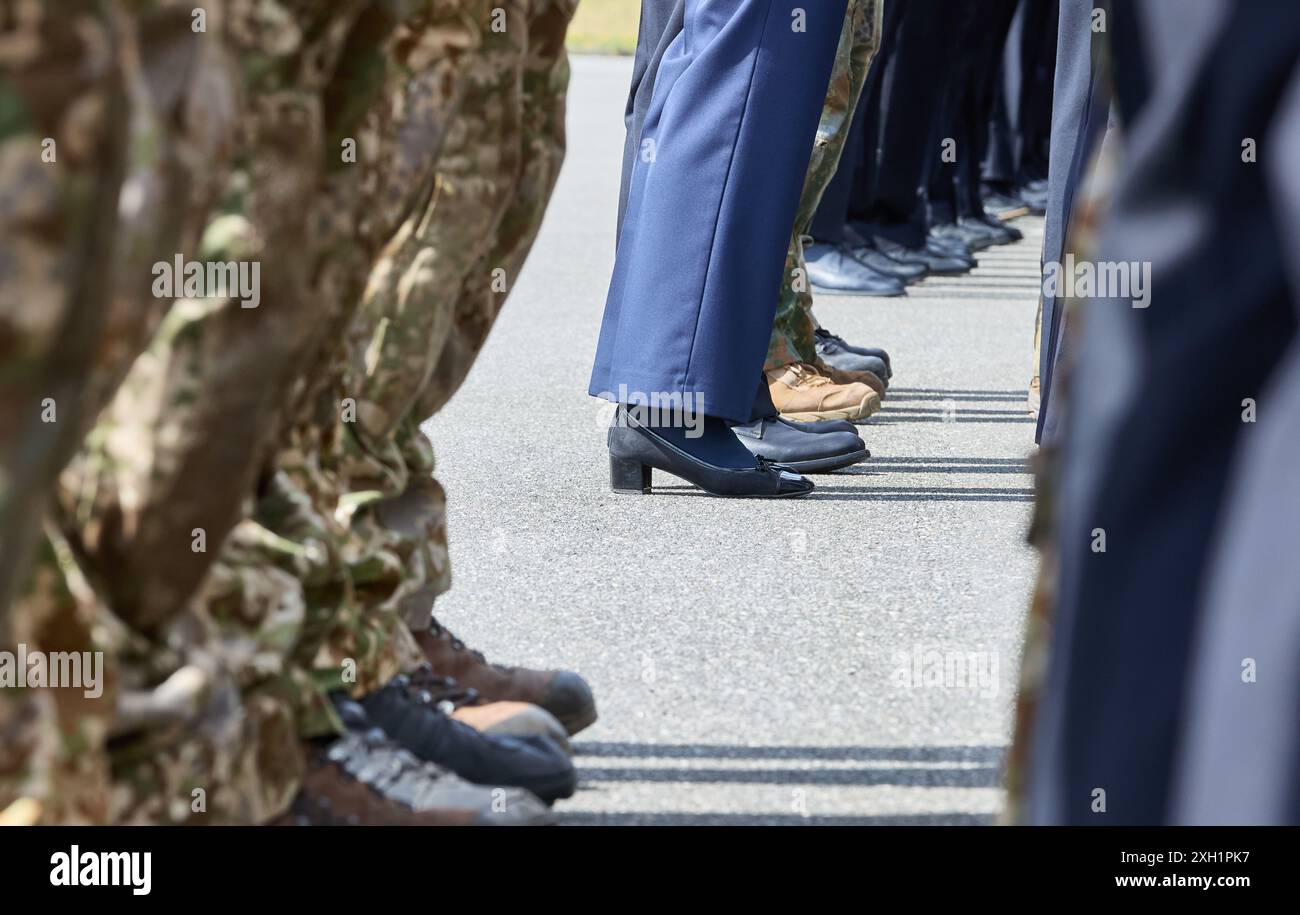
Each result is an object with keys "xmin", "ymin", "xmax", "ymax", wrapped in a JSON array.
[
  {"xmin": 0, "ymin": 0, "xmax": 574, "ymax": 825},
  {"xmin": 0, "ymin": 0, "xmax": 243, "ymax": 826},
  {"xmin": 765, "ymin": 0, "xmax": 883, "ymax": 371}
]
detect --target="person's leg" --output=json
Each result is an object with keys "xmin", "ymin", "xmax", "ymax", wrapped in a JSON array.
[
  {"xmin": 1173, "ymin": 61, "xmax": 1300, "ymax": 818},
  {"xmin": 1035, "ymin": 0, "xmax": 1115, "ymax": 445},
  {"xmin": 958, "ymin": 0, "xmax": 1021, "ymax": 220},
  {"xmin": 854, "ymin": 0, "xmax": 954, "ymax": 248},
  {"xmin": 1015, "ymin": 0, "xmax": 1060, "ymax": 186},
  {"xmin": 924, "ymin": 0, "xmax": 988, "ymax": 229},
  {"xmin": 811, "ymin": 0, "xmax": 903, "ymax": 244},
  {"xmin": 767, "ymin": 0, "xmax": 887, "ymax": 373},
  {"xmin": 617, "ymin": 0, "xmax": 685, "ymax": 242},
  {"xmin": 0, "ymin": 0, "xmax": 233, "ymax": 822},
  {"xmin": 802, "ymin": 0, "xmax": 925, "ymax": 289},
  {"xmin": 1026, "ymin": 0, "xmax": 1300, "ymax": 825},
  {"xmin": 844, "ymin": 0, "xmax": 973, "ymax": 278},
  {"xmin": 983, "ymin": 0, "xmax": 1026, "ymax": 195},
  {"xmin": 937, "ymin": 0, "xmax": 1024, "ymax": 256},
  {"xmin": 591, "ymin": 0, "xmax": 848, "ymax": 429}
]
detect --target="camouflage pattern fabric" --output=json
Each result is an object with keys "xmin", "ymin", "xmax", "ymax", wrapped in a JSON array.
[
  {"xmin": 0, "ymin": 0, "xmax": 574, "ymax": 825},
  {"xmin": 765, "ymin": 0, "xmax": 882, "ymax": 371},
  {"xmin": 0, "ymin": 0, "xmax": 239, "ymax": 826}
]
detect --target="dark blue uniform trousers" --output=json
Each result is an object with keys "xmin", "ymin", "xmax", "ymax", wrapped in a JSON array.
[
  {"xmin": 1027, "ymin": 0, "xmax": 1300, "ymax": 824},
  {"xmin": 589, "ymin": 0, "xmax": 847, "ymax": 424}
]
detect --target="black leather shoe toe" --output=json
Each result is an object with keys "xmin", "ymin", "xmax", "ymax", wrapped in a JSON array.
[
  {"xmin": 872, "ymin": 235, "xmax": 973, "ymax": 276},
  {"xmin": 925, "ymin": 232, "xmax": 974, "ymax": 258},
  {"xmin": 816, "ymin": 346, "xmax": 888, "ymax": 383},
  {"xmin": 931, "ymin": 222, "xmax": 993, "ymax": 252},
  {"xmin": 732, "ymin": 416, "xmax": 868, "ymax": 473},
  {"xmin": 923, "ymin": 236, "xmax": 976, "ymax": 271},
  {"xmin": 851, "ymin": 245, "xmax": 928, "ymax": 282},
  {"xmin": 958, "ymin": 216, "xmax": 1018, "ymax": 246},
  {"xmin": 971, "ymin": 214, "xmax": 1023, "ymax": 242},
  {"xmin": 982, "ymin": 190, "xmax": 1031, "ymax": 219},
  {"xmin": 805, "ymin": 243, "xmax": 906, "ymax": 295},
  {"xmin": 814, "ymin": 327, "xmax": 891, "ymax": 377}
]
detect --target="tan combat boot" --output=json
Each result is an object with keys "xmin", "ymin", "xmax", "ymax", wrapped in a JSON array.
[
  {"xmin": 765, "ymin": 362, "xmax": 880, "ymax": 423},
  {"xmin": 817, "ymin": 359, "xmax": 887, "ymax": 399}
]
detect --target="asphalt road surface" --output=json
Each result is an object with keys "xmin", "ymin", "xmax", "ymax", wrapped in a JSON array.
[{"xmin": 424, "ymin": 56, "xmax": 1041, "ymax": 825}]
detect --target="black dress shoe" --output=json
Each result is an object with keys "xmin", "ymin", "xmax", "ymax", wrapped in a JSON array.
[
  {"xmin": 609, "ymin": 406, "xmax": 814, "ymax": 498},
  {"xmin": 871, "ymin": 234, "xmax": 973, "ymax": 275},
  {"xmin": 805, "ymin": 243, "xmax": 906, "ymax": 295},
  {"xmin": 849, "ymin": 244, "xmax": 928, "ymax": 283},
  {"xmin": 981, "ymin": 190, "xmax": 1031, "ymax": 220},
  {"xmin": 957, "ymin": 215, "xmax": 1020, "ymax": 246},
  {"xmin": 839, "ymin": 228, "xmax": 928, "ymax": 283},
  {"xmin": 993, "ymin": 219, "xmax": 1024, "ymax": 242},
  {"xmin": 1016, "ymin": 180, "xmax": 1048, "ymax": 214},
  {"xmin": 925, "ymin": 232, "xmax": 977, "ymax": 261},
  {"xmin": 731, "ymin": 416, "xmax": 868, "ymax": 473},
  {"xmin": 347, "ymin": 684, "xmax": 578, "ymax": 804},
  {"xmin": 925, "ymin": 234, "xmax": 976, "ymax": 262},
  {"xmin": 931, "ymin": 221, "xmax": 994, "ymax": 252},
  {"xmin": 815, "ymin": 343, "xmax": 889, "ymax": 384},
  {"xmin": 814, "ymin": 327, "xmax": 891, "ymax": 378},
  {"xmin": 970, "ymin": 214, "xmax": 1023, "ymax": 242}
]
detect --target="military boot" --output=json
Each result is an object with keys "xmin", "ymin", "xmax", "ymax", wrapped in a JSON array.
[
  {"xmin": 272, "ymin": 729, "xmax": 554, "ymax": 826},
  {"xmin": 353, "ymin": 683, "xmax": 577, "ymax": 804},
  {"xmin": 414, "ymin": 616, "xmax": 597, "ymax": 736},
  {"xmin": 408, "ymin": 663, "xmax": 572, "ymax": 754},
  {"xmin": 814, "ymin": 327, "xmax": 892, "ymax": 378},
  {"xmin": 817, "ymin": 359, "xmax": 887, "ymax": 398},
  {"xmin": 765, "ymin": 362, "xmax": 880, "ymax": 423}
]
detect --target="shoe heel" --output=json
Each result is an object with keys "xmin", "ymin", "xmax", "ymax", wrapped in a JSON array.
[{"xmin": 610, "ymin": 456, "xmax": 651, "ymax": 494}]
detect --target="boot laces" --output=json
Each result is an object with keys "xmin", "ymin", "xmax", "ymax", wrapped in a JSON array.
[
  {"xmin": 428, "ymin": 615, "xmax": 511, "ymax": 673},
  {"xmin": 788, "ymin": 363, "xmax": 832, "ymax": 387}
]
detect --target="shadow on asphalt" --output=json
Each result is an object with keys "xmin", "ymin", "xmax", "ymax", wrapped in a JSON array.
[
  {"xmin": 560, "ymin": 744, "xmax": 1007, "ymax": 825},
  {"xmin": 558, "ymin": 812, "xmax": 997, "ymax": 825},
  {"xmin": 865, "ymin": 415, "xmax": 1036, "ymax": 425},
  {"xmin": 649, "ymin": 484, "xmax": 1034, "ymax": 502},
  {"xmin": 839, "ymin": 462, "xmax": 1030, "ymax": 475},
  {"xmin": 576, "ymin": 766, "xmax": 1001, "ymax": 787},
  {"xmin": 573, "ymin": 742, "xmax": 1005, "ymax": 763},
  {"xmin": 884, "ymin": 387, "xmax": 1029, "ymax": 397}
]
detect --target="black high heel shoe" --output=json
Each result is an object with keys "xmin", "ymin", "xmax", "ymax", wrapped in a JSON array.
[{"xmin": 607, "ymin": 407, "xmax": 814, "ymax": 498}]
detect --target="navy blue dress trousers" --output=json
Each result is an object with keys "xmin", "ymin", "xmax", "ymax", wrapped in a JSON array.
[
  {"xmin": 589, "ymin": 0, "xmax": 847, "ymax": 424},
  {"xmin": 1026, "ymin": 0, "xmax": 1300, "ymax": 824}
]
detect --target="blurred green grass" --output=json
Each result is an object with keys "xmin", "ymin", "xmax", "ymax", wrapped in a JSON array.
[{"xmin": 568, "ymin": 0, "xmax": 640, "ymax": 55}]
